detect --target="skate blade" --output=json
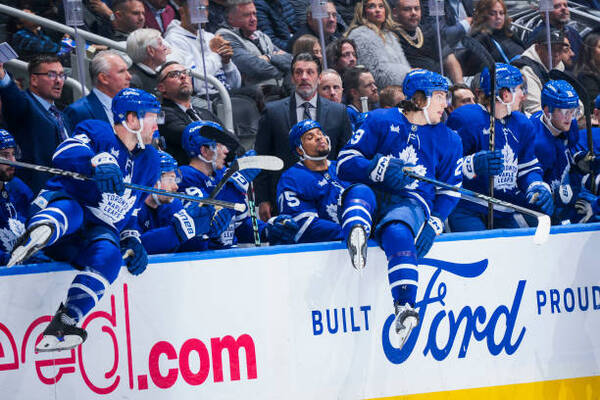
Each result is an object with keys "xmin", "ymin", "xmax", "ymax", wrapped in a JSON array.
[
  {"xmin": 7, "ymin": 226, "xmax": 52, "ymax": 267},
  {"xmin": 396, "ymin": 316, "xmax": 418, "ymax": 350},
  {"xmin": 35, "ymin": 334, "xmax": 84, "ymax": 352},
  {"xmin": 349, "ymin": 227, "xmax": 367, "ymax": 271}
]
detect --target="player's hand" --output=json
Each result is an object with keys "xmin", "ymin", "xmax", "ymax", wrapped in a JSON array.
[
  {"xmin": 229, "ymin": 150, "xmax": 260, "ymax": 193},
  {"xmin": 91, "ymin": 152, "xmax": 124, "ymax": 196},
  {"xmin": 575, "ymin": 189, "xmax": 600, "ymax": 223},
  {"xmin": 526, "ymin": 182, "xmax": 554, "ymax": 215},
  {"xmin": 368, "ymin": 154, "xmax": 415, "ymax": 192},
  {"xmin": 470, "ymin": 150, "xmax": 503, "ymax": 178},
  {"xmin": 208, "ymin": 207, "xmax": 234, "ymax": 237},
  {"xmin": 265, "ymin": 214, "xmax": 299, "ymax": 244},
  {"xmin": 121, "ymin": 236, "xmax": 148, "ymax": 276},
  {"xmin": 415, "ymin": 216, "xmax": 443, "ymax": 258},
  {"xmin": 171, "ymin": 204, "xmax": 214, "ymax": 242},
  {"xmin": 258, "ymin": 201, "xmax": 272, "ymax": 221}
]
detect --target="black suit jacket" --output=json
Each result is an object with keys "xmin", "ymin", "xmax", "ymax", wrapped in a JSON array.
[
  {"xmin": 159, "ymin": 98, "xmax": 242, "ymax": 165},
  {"xmin": 64, "ymin": 90, "xmax": 110, "ymax": 131},
  {"xmin": 254, "ymin": 93, "xmax": 352, "ymax": 209},
  {"xmin": 0, "ymin": 79, "xmax": 71, "ymax": 193}
]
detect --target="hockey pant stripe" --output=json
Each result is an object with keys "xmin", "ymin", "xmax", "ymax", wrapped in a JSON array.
[{"xmin": 28, "ymin": 199, "xmax": 83, "ymax": 245}]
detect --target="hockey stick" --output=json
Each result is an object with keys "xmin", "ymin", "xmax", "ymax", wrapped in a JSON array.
[
  {"xmin": 462, "ymin": 36, "xmax": 497, "ymax": 229},
  {"xmin": 403, "ymin": 168, "xmax": 551, "ymax": 245},
  {"xmin": 0, "ymin": 158, "xmax": 246, "ymax": 212},
  {"xmin": 209, "ymin": 155, "xmax": 284, "ymax": 199},
  {"xmin": 548, "ymin": 69, "xmax": 596, "ymax": 193}
]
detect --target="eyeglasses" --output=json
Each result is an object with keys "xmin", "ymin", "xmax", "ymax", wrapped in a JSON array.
[
  {"xmin": 160, "ymin": 69, "xmax": 192, "ymax": 82},
  {"xmin": 33, "ymin": 71, "xmax": 67, "ymax": 80}
]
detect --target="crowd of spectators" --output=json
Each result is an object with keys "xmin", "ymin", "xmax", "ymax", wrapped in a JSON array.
[{"xmin": 1, "ymin": 0, "xmax": 600, "ymax": 261}]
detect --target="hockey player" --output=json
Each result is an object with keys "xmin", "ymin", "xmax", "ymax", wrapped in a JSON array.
[
  {"xmin": 9, "ymin": 88, "xmax": 163, "ymax": 352},
  {"xmin": 178, "ymin": 121, "xmax": 299, "ymax": 249},
  {"xmin": 531, "ymin": 80, "xmax": 582, "ymax": 224},
  {"xmin": 277, "ymin": 119, "xmax": 376, "ymax": 269},
  {"xmin": 138, "ymin": 151, "xmax": 230, "ymax": 254},
  {"xmin": 447, "ymin": 63, "xmax": 553, "ymax": 231},
  {"xmin": 336, "ymin": 69, "xmax": 463, "ymax": 349},
  {"xmin": 0, "ymin": 129, "xmax": 45, "ymax": 265}
]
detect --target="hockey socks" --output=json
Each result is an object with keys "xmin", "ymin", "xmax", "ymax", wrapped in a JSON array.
[
  {"xmin": 381, "ymin": 222, "xmax": 419, "ymax": 307},
  {"xmin": 340, "ymin": 184, "xmax": 376, "ymax": 239},
  {"xmin": 27, "ymin": 199, "xmax": 84, "ymax": 246}
]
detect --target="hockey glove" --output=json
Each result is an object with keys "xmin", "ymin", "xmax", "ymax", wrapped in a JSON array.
[
  {"xmin": 574, "ymin": 153, "xmax": 600, "ymax": 174},
  {"xmin": 415, "ymin": 216, "xmax": 443, "ymax": 258},
  {"xmin": 120, "ymin": 232, "xmax": 148, "ymax": 276},
  {"xmin": 91, "ymin": 153, "xmax": 125, "ymax": 196},
  {"xmin": 208, "ymin": 207, "xmax": 234, "ymax": 238},
  {"xmin": 463, "ymin": 150, "xmax": 504, "ymax": 179},
  {"xmin": 171, "ymin": 204, "xmax": 213, "ymax": 242},
  {"xmin": 575, "ymin": 189, "xmax": 600, "ymax": 223},
  {"xmin": 369, "ymin": 154, "xmax": 415, "ymax": 193},
  {"xmin": 265, "ymin": 215, "xmax": 299, "ymax": 245},
  {"xmin": 229, "ymin": 150, "xmax": 261, "ymax": 193},
  {"xmin": 526, "ymin": 182, "xmax": 554, "ymax": 215}
]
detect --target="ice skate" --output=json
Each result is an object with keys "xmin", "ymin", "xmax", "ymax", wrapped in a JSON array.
[
  {"xmin": 394, "ymin": 302, "xmax": 419, "ymax": 350},
  {"xmin": 35, "ymin": 304, "xmax": 87, "ymax": 352},
  {"xmin": 347, "ymin": 224, "xmax": 368, "ymax": 271},
  {"xmin": 8, "ymin": 223, "xmax": 54, "ymax": 267}
]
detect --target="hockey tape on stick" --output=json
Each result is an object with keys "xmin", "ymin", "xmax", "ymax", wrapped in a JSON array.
[
  {"xmin": 0, "ymin": 158, "xmax": 246, "ymax": 212},
  {"xmin": 209, "ymin": 155, "xmax": 284, "ymax": 199},
  {"xmin": 403, "ymin": 168, "xmax": 551, "ymax": 245}
]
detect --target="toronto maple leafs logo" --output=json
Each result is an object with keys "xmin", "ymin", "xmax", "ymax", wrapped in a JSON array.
[
  {"xmin": 397, "ymin": 145, "xmax": 426, "ymax": 190},
  {"xmin": 110, "ymin": 147, "xmax": 120, "ymax": 159},
  {"xmin": 494, "ymin": 143, "xmax": 518, "ymax": 192},
  {"xmin": 326, "ymin": 203, "xmax": 339, "ymax": 223},
  {"xmin": 88, "ymin": 187, "xmax": 138, "ymax": 227},
  {"xmin": 0, "ymin": 218, "xmax": 25, "ymax": 252}
]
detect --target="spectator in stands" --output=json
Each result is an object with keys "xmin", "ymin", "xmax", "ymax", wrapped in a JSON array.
[
  {"xmin": 447, "ymin": 83, "xmax": 475, "ymax": 113},
  {"xmin": 318, "ymin": 68, "xmax": 343, "ymax": 103},
  {"xmin": 65, "ymin": 51, "xmax": 131, "ymax": 129},
  {"xmin": 420, "ymin": 0, "xmax": 473, "ymax": 50},
  {"xmin": 165, "ymin": 0, "xmax": 241, "ymax": 100},
  {"xmin": 292, "ymin": 34, "xmax": 323, "ymax": 64},
  {"xmin": 559, "ymin": 36, "xmax": 576, "ymax": 71},
  {"xmin": 255, "ymin": 0, "xmax": 297, "ymax": 51},
  {"xmin": 325, "ymin": 38, "xmax": 357, "ymax": 76},
  {"xmin": 0, "ymin": 55, "xmax": 70, "ymax": 193},
  {"xmin": 461, "ymin": 0, "xmax": 523, "ymax": 76},
  {"xmin": 110, "ymin": 0, "xmax": 146, "ymax": 41},
  {"xmin": 127, "ymin": 28, "xmax": 171, "ymax": 93},
  {"xmin": 217, "ymin": 0, "xmax": 293, "ymax": 87},
  {"xmin": 11, "ymin": 9, "xmax": 64, "ymax": 61},
  {"xmin": 514, "ymin": 28, "xmax": 567, "ymax": 115},
  {"xmin": 577, "ymin": 33, "xmax": 600, "ymax": 109},
  {"xmin": 254, "ymin": 52, "xmax": 352, "ymax": 220},
  {"xmin": 142, "ymin": 0, "xmax": 176, "ymax": 34},
  {"xmin": 391, "ymin": 0, "xmax": 463, "ymax": 83},
  {"xmin": 287, "ymin": 1, "xmax": 343, "ymax": 52},
  {"xmin": 346, "ymin": 0, "xmax": 411, "ymax": 88},
  {"xmin": 526, "ymin": 0, "xmax": 582, "ymax": 69},
  {"xmin": 157, "ymin": 61, "xmax": 230, "ymax": 165},
  {"xmin": 378, "ymin": 84, "xmax": 404, "ymax": 107},
  {"xmin": 343, "ymin": 66, "xmax": 379, "ymax": 129}
]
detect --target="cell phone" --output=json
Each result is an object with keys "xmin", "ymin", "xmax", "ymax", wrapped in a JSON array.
[{"xmin": 0, "ymin": 42, "xmax": 18, "ymax": 64}]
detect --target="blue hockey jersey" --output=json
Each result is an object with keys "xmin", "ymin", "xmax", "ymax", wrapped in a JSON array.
[
  {"xmin": 337, "ymin": 107, "xmax": 463, "ymax": 222},
  {"xmin": 0, "ymin": 178, "xmax": 33, "ymax": 263},
  {"xmin": 277, "ymin": 160, "xmax": 348, "ymax": 243},
  {"xmin": 447, "ymin": 104, "xmax": 543, "ymax": 214},
  {"xmin": 45, "ymin": 120, "xmax": 160, "ymax": 234}
]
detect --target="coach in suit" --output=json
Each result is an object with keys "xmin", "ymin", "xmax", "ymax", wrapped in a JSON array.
[
  {"xmin": 0, "ymin": 55, "xmax": 71, "ymax": 193},
  {"xmin": 255, "ymin": 52, "xmax": 352, "ymax": 220},
  {"xmin": 65, "ymin": 50, "xmax": 131, "ymax": 130}
]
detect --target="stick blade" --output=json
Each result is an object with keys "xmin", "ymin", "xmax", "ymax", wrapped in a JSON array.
[
  {"xmin": 237, "ymin": 156, "xmax": 284, "ymax": 171},
  {"xmin": 233, "ymin": 203, "xmax": 247, "ymax": 212},
  {"xmin": 533, "ymin": 215, "xmax": 551, "ymax": 245}
]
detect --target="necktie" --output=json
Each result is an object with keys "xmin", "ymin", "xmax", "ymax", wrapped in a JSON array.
[
  {"xmin": 186, "ymin": 107, "xmax": 201, "ymax": 121},
  {"xmin": 49, "ymin": 105, "xmax": 68, "ymax": 142},
  {"xmin": 302, "ymin": 102, "xmax": 312, "ymax": 121}
]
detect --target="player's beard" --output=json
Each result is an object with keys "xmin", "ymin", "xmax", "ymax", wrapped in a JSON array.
[{"xmin": 0, "ymin": 168, "xmax": 15, "ymax": 182}]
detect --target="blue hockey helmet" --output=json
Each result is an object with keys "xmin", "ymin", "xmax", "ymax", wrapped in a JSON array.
[
  {"xmin": 181, "ymin": 120, "xmax": 226, "ymax": 158},
  {"xmin": 0, "ymin": 129, "xmax": 16, "ymax": 150},
  {"xmin": 402, "ymin": 69, "xmax": 448, "ymax": 99},
  {"xmin": 480, "ymin": 63, "xmax": 523, "ymax": 97},
  {"xmin": 594, "ymin": 94, "xmax": 600, "ymax": 110},
  {"xmin": 158, "ymin": 150, "xmax": 178, "ymax": 173},
  {"xmin": 112, "ymin": 88, "xmax": 162, "ymax": 124},
  {"xmin": 541, "ymin": 80, "xmax": 579, "ymax": 111},
  {"xmin": 289, "ymin": 119, "xmax": 324, "ymax": 152}
]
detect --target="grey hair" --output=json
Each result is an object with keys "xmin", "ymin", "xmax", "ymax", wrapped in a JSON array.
[
  {"xmin": 89, "ymin": 50, "xmax": 128, "ymax": 86},
  {"xmin": 320, "ymin": 68, "xmax": 341, "ymax": 78},
  {"xmin": 126, "ymin": 28, "xmax": 162, "ymax": 64}
]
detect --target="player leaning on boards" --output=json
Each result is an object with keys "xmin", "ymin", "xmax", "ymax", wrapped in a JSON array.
[
  {"xmin": 9, "ymin": 88, "xmax": 164, "ymax": 352},
  {"xmin": 446, "ymin": 63, "xmax": 553, "ymax": 231},
  {"xmin": 276, "ymin": 119, "xmax": 377, "ymax": 270},
  {"xmin": 336, "ymin": 69, "xmax": 463, "ymax": 350}
]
